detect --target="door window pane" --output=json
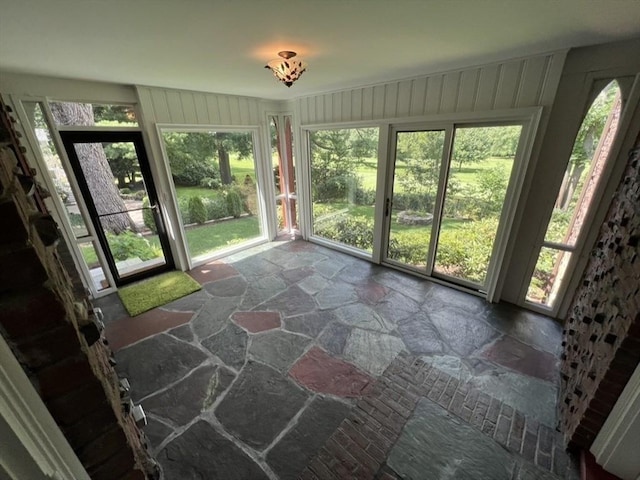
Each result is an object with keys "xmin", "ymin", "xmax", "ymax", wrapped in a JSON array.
[
  {"xmin": 433, "ymin": 125, "xmax": 521, "ymax": 286},
  {"xmin": 387, "ymin": 130, "xmax": 445, "ymax": 268},
  {"xmin": 526, "ymin": 81, "xmax": 622, "ymax": 307},
  {"xmin": 310, "ymin": 127, "xmax": 379, "ymax": 253},
  {"xmin": 160, "ymin": 131, "xmax": 263, "ymax": 262}
]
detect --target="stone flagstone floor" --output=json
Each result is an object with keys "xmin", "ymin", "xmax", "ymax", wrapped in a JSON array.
[{"xmin": 95, "ymin": 239, "xmax": 578, "ymax": 479}]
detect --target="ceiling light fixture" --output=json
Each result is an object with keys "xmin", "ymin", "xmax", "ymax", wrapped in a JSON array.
[{"xmin": 265, "ymin": 51, "xmax": 307, "ymax": 87}]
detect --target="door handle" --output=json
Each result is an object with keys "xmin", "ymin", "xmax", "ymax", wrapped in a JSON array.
[{"xmin": 385, "ymin": 198, "xmax": 391, "ymax": 216}]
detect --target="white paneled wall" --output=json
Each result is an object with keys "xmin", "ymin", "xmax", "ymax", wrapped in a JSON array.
[
  {"xmin": 136, "ymin": 86, "xmax": 275, "ymax": 126},
  {"xmin": 296, "ymin": 53, "xmax": 564, "ymax": 124}
]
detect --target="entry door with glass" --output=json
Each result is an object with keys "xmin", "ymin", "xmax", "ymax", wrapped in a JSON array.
[
  {"xmin": 384, "ymin": 123, "xmax": 523, "ymax": 293},
  {"xmin": 60, "ymin": 131, "xmax": 173, "ymax": 285}
]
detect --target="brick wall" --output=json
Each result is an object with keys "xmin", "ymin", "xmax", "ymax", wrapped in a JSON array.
[
  {"xmin": 558, "ymin": 136, "xmax": 640, "ymax": 449},
  {"xmin": 0, "ymin": 100, "xmax": 156, "ymax": 479}
]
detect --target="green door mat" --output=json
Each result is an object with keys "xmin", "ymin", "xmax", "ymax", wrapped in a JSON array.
[{"xmin": 118, "ymin": 271, "xmax": 202, "ymax": 317}]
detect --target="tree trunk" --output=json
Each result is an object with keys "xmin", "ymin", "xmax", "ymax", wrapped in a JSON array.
[
  {"xmin": 50, "ymin": 103, "xmax": 135, "ymax": 234},
  {"xmin": 218, "ymin": 147, "xmax": 233, "ymax": 185}
]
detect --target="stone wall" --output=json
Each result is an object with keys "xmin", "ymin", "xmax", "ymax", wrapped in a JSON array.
[
  {"xmin": 0, "ymin": 99, "xmax": 156, "ymax": 479},
  {"xmin": 558, "ymin": 135, "xmax": 640, "ymax": 449}
]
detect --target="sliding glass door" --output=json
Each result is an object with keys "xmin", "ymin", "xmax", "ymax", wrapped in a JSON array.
[{"xmin": 383, "ymin": 123, "xmax": 523, "ymax": 292}]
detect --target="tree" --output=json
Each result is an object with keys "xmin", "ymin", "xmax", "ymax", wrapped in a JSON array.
[
  {"xmin": 452, "ymin": 127, "xmax": 492, "ymax": 170},
  {"xmin": 396, "ymin": 130, "xmax": 444, "ymax": 199},
  {"xmin": 50, "ymin": 102, "xmax": 135, "ymax": 234},
  {"xmin": 103, "ymin": 142, "xmax": 138, "ymax": 188},
  {"xmin": 556, "ymin": 82, "xmax": 619, "ymax": 210}
]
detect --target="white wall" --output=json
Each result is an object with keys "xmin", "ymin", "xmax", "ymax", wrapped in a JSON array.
[{"xmin": 295, "ymin": 52, "xmax": 566, "ymax": 124}]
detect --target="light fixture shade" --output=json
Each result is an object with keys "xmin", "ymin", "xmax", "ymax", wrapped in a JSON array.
[{"xmin": 265, "ymin": 51, "xmax": 307, "ymax": 87}]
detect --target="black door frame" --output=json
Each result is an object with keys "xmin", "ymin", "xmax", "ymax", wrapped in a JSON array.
[{"xmin": 60, "ymin": 130, "xmax": 174, "ymax": 286}]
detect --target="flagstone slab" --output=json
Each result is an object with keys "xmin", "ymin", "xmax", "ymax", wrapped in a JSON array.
[
  {"xmin": 191, "ymin": 296, "xmax": 241, "ymax": 339},
  {"xmin": 142, "ymin": 364, "xmax": 234, "ymax": 426},
  {"xmin": 241, "ymin": 274, "xmax": 288, "ymax": 309},
  {"xmin": 201, "ymin": 323, "xmax": 248, "ymax": 371},
  {"xmin": 282, "ymin": 251, "xmax": 328, "ymax": 268},
  {"xmin": 374, "ymin": 270, "xmax": 433, "ymax": 303},
  {"xmin": 158, "ymin": 420, "xmax": 269, "ymax": 480},
  {"xmin": 388, "ymin": 398, "xmax": 517, "ymax": 480},
  {"xmin": 167, "ymin": 324, "xmax": 194, "ymax": 343},
  {"xmin": 188, "ymin": 261, "xmax": 239, "ymax": 284},
  {"xmin": 356, "ymin": 281, "xmax": 389, "ymax": 304},
  {"xmin": 114, "ymin": 334, "xmax": 207, "ymax": 401},
  {"xmin": 481, "ymin": 336, "xmax": 558, "ymax": 382},
  {"xmin": 337, "ymin": 260, "xmax": 380, "ymax": 284},
  {"xmin": 143, "ymin": 416, "xmax": 174, "ymax": 451},
  {"xmin": 334, "ymin": 303, "xmax": 394, "ymax": 333},
  {"xmin": 289, "ymin": 347, "xmax": 372, "ymax": 397},
  {"xmin": 318, "ymin": 322, "xmax": 352, "ymax": 355},
  {"xmin": 280, "ymin": 266, "xmax": 315, "ymax": 284},
  {"xmin": 298, "ymin": 274, "xmax": 330, "ymax": 295},
  {"xmin": 203, "ymin": 275, "xmax": 247, "ymax": 297},
  {"xmin": 397, "ymin": 312, "xmax": 447, "ymax": 355},
  {"xmin": 161, "ymin": 289, "xmax": 210, "ymax": 312},
  {"xmin": 249, "ymin": 330, "xmax": 311, "ymax": 373},
  {"xmin": 313, "ymin": 258, "xmax": 346, "ymax": 279},
  {"xmin": 267, "ymin": 396, "xmax": 351, "ymax": 480},
  {"xmin": 260, "ymin": 285, "xmax": 317, "ymax": 316},
  {"xmin": 315, "ymin": 282, "xmax": 359, "ymax": 309},
  {"xmin": 430, "ymin": 308, "xmax": 499, "ymax": 356},
  {"xmin": 232, "ymin": 311, "xmax": 281, "ymax": 333},
  {"xmin": 105, "ymin": 309, "xmax": 193, "ymax": 351},
  {"xmin": 234, "ymin": 257, "xmax": 282, "ymax": 278},
  {"xmin": 215, "ymin": 361, "xmax": 309, "ymax": 449},
  {"xmin": 284, "ymin": 311, "xmax": 334, "ymax": 338},
  {"xmin": 373, "ymin": 291, "xmax": 421, "ymax": 323},
  {"xmin": 344, "ymin": 329, "xmax": 406, "ymax": 376}
]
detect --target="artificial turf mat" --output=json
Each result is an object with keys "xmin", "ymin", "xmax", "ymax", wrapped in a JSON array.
[{"xmin": 118, "ymin": 271, "xmax": 201, "ymax": 317}]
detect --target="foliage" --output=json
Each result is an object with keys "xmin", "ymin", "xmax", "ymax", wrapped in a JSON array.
[
  {"xmin": 226, "ymin": 189, "xmax": 244, "ymax": 218},
  {"xmin": 104, "ymin": 142, "xmax": 139, "ymax": 187},
  {"xmin": 388, "ymin": 231, "xmax": 429, "ymax": 265},
  {"xmin": 188, "ymin": 195, "xmax": 207, "ymax": 224},
  {"xmin": 203, "ymin": 196, "xmax": 229, "ymax": 220},
  {"xmin": 199, "ymin": 177, "xmax": 222, "ymax": 189},
  {"xmin": 106, "ymin": 230, "xmax": 161, "ymax": 262},
  {"xmin": 396, "ymin": 130, "xmax": 444, "ymax": 198},
  {"xmin": 314, "ymin": 215, "xmax": 374, "ymax": 251},
  {"xmin": 142, "ymin": 197, "xmax": 157, "ymax": 233}
]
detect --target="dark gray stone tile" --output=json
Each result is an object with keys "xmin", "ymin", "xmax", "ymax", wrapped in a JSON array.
[
  {"xmin": 203, "ymin": 275, "xmax": 247, "ymax": 297},
  {"xmin": 398, "ymin": 312, "xmax": 447, "ymax": 355},
  {"xmin": 158, "ymin": 420, "xmax": 269, "ymax": 480},
  {"xmin": 373, "ymin": 270, "xmax": 433, "ymax": 303},
  {"xmin": 334, "ymin": 303, "xmax": 394, "ymax": 332},
  {"xmin": 318, "ymin": 322, "xmax": 352, "ymax": 355},
  {"xmin": 91, "ymin": 293, "xmax": 128, "ymax": 324},
  {"xmin": 374, "ymin": 290, "xmax": 421, "ymax": 323},
  {"xmin": 267, "ymin": 396, "xmax": 351, "ymax": 480},
  {"xmin": 284, "ymin": 311, "xmax": 334, "ymax": 338},
  {"xmin": 161, "ymin": 289, "xmax": 210, "ymax": 312},
  {"xmin": 201, "ymin": 323, "xmax": 248, "ymax": 371},
  {"xmin": 260, "ymin": 285, "xmax": 317, "ymax": 317},
  {"xmin": 280, "ymin": 266, "xmax": 315, "ymax": 284},
  {"xmin": 234, "ymin": 257, "xmax": 282, "ymax": 278},
  {"xmin": 315, "ymin": 281, "xmax": 359, "ymax": 309},
  {"xmin": 241, "ymin": 274, "xmax": 287, "ymax": 309},
  {"xmin": 313, "ymin": 257, "xmax": 347, "ymax": 279},
  {"xmin": 282, "ymin": 251, "xmax": 328, "ymax": 268},
  {"xmin": 142, "ymin": 364, "xmax": 234, "ymax": 426},
  {"xmin": 215, "ymin": 361, "xmax": 309, "ymax": 449},
  {"xmin": 430, "ymin": 307, "xmax": 499, "ymax": 357},
  {"xmin": 191, "ymin": 296, "xmax": 241, "ymax": 339},
  {"xmin": 335, "ymin": 259, "xmax": 379, "ymax": 284},
  {"xmin": 388, "ymin": 398, "xmax": 517, "ymax": 479},
  {"xmin": 249, "ymin": 330, "xmax": 311, "ymax": 374},
  {"xmin": 344, "ymin": 328, "xmax": 406, "ymax": 375},
  {"xmin": 114, "ymin": 333, "xmax": 207, "ymax": 401},
  {"xmin": 168, "ymin": 324, "xmax": 194, "ymax": 342},
  {"xmin": 516, "ymin": 461, "xmax": 563, "ymax": 480},
  {"xmin": 143, "ymin": 416, "xmax": 173, "ymax": 451}
]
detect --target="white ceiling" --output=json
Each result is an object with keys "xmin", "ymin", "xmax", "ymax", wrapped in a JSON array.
[{"xmin": 1, "ymin": 0, "xmax": 640, "ymax": 101}]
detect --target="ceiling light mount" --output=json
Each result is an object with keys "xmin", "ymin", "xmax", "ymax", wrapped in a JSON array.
[{"xmin": 265, "ymin": 51, "xmax": 307, "ymax": 87}]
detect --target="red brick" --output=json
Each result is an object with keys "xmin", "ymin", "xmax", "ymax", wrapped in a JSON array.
[
  {"xmin": 45, "ymin": 379, "xmax": 108, "ymax": 426},
  {"xmin": 88, "ymin": 446, "xmax": 135, "ymax": 480},
  {"xmin": 0, "ymin": 247, "xmax": 47, "ymax": 292},
  {"xmin": 17, "ymin": 323, "xmax": 81, "ymax": 370},
  {"xmin": 36, "ymin": 354, "xmax": 95, "ymax": 400},
  {"xmin": 61, "ymin": 402, "xmax": 119, "ymax": 449},
  {"xmin": 0, "ymin": 287, "xmax": 66, "ymax": 339},
  {"xmin": 116, "ymin": 469, "xmax": 147, "ymax": 480},
  {"xmin": 339, "ymin": 422, "xmax": 369, "ymax": 450},
  {"xmin": 308, "ymin": 457, "xmax": 337, "ymax": 480},
  {"xmin": 77, "ymin": 425, "xmax": 128, "ymax": 470}
]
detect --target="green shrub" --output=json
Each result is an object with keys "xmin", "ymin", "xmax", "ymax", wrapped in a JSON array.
[
  {"xmin": 203, "ymin": 196, "xmax": 229, "ymax": 220},
  {"xmin": 315, "ymin": 215, "xmax": 374, "ymax": 251},
  {"xmin": 392, "ymin": 192, "xmax": 434, "ymax": 213},
  {"xmin": 177, "ymin": 197, "xmax": 191, "ymax": 224},
  {"xmin": 313, "ymin": 174, "xmax": 361, "ymax": 202},
  {"xmin": 388, "ymin": 231, "xmax": 429, "ymax": 264},
  {"xmin": 188, "ymin": 195, "xmax": 207, "ymax": 224},
  {"xmin": 226, "ymin": 189, "xmax": 244, "ymax": 218},
  {"xmin": 134, "ymin": 190, "xmax": 146, "ymax": 200},
  {"xmin": 141, "ymin": 197, "xmax": 157, "ymax": 233},
  {"xmin": 119, "ymin": 187, "xmax": 132, "ymax": 195},
  {"xmin": 106, "ymin": 230, "xmax": 161, "ymax": 262},
  {"xmin": 200, "ymin": 177, "xmax": 222, "ymax": 189}
]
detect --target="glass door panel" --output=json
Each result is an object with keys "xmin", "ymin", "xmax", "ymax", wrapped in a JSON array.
[
  {"xmin": 159, "ymin": 130, "xmax": 263, "ymax": 264},
  {"xmin": 386, "ymin": 130, "xmax": 446, "ymax": 269},
  {"xmin": 309, "ymin": 127, "xmax": 379, "ymax": 253},
  {"xmin": 432, "ymin": 125, "xmax": 521, "ymax": 288},
  {"xmin": 60, "ymin": 132, "xmax": 173, "ymax": 285}
]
